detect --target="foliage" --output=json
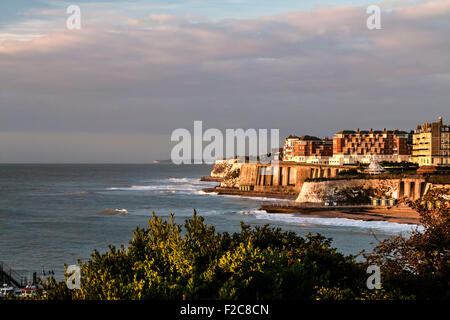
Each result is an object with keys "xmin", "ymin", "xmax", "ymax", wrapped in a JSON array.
[
  {"xmin": 426, "ymin": 174, "xmax": 450, "ymax": 185},
  {"xmin": 41, "ymin": 211, "xmax": 377, "ymax": 300},
  {"xmin": 224, "ymin": 168, "xmax": 240, "ymax": 180},
  {"xmin": 363, "ymin": 189, "xmax": 450, "ymax": 299},
  {"xmin": 333, "ymin": 187, "xmax": 374, "ymax": 204},
  {"xmin": 41, "ymin": 188, "xmax": 449, "ymax": 300},
  {"xmin": 211, "ymin": 163, "xmax": 229, "ymax": 175},
  {"xmin": 337, "ymin": 168, "xmax": 360, "ymax": 176},
  {"xmin": 379, "ymin": 161, "xmax": 418, "ymax": 169}
]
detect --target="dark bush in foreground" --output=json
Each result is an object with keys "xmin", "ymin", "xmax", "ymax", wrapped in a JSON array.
[
  {"xmin": 363, "ymin": 189, "xmax": 450, "ymax": 299},
  {"xmin": 41, "ymin": 189, "xmax": 449, "ymax": 300},
  {"xmin": 41, "ymin": 211, "xmax": 383, "ymax": 300}
]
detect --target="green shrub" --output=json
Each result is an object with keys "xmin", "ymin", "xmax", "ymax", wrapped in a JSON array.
[
  {"xmin": 363, "ymin": 189, "xmax": 450, "ymax": 300},
  {"xmin": 40, "ymin": 196, "xmax": 449, "ymax": 300},
  {"xmin": 337, "ymin": 168, "xmax": 360, "ymax": 176},
  {"xmin": 41, "ymin": 211, "xmax": 375, "ymax": 300}
]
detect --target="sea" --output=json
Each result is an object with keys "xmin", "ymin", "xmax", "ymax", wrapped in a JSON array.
[{"xmin": 0, "ymin": 164, "xmax": 421, "ymax": 280}]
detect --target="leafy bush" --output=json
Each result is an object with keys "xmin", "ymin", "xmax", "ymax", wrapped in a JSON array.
[
  {"xmin": 363, "ymin": 189, "xmax": 450, "ymax": 299},
  {"xmin": 41, "ymin": 211, "xmax": 376, "ymax": 300},
  {"xmin": 337, "ymin": 168, "xmax": 360, "ymax": 176},
  {"xmin": 334, "ymin": 187, "xmax": 374, "ymax": 204},
  {"xmin": 379, "ymin": 161, "xmax": 418, "ymax": 169},
  {"xmin": 40, "ymin": 191, "xmax": 449, "ymax": 300}
]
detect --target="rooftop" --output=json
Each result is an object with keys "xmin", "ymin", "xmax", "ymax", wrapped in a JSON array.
[
  {"xmin": 336, "ymin": 129, "xmax": 409, "ymax": 135},
  {"xmin": 298, "ymin": 135, "xmax": 321, "ymax": 141}
]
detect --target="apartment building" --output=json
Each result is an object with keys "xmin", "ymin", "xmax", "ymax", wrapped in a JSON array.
[
  {"xmin": 283, "ymin": 135, "xmax": 332, "ymax": 164},
  {"xmin": 283, "ymin": 135, "xmax": 300, "ymax": 161},
  {"xmin": 329, "ymin": 128, "xmax": 411, "ymax": 165},
  {"xmin": 412, "ymin": 116, "xmax": 450, "ymax": 166}
]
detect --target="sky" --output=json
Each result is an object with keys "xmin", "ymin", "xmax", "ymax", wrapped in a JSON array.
[{"xmin": 0, "ymin": 0, "xmax": 449, "ymax": 163}]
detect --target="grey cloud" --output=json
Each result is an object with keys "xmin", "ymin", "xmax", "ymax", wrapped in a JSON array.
[{"xmin": 0, "ymin": 1, "xmax": 449, "ymax": 162}]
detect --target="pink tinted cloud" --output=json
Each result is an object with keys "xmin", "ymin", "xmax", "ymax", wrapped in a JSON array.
[
  {"xmin": 0, "ymin": 1, "xmax": 446, "ymax": 58},
  {"xmin": 0, "ymin": 0, "xmax": 448, "ymax": 90},
  {"xmin": 396, "ymin": 0, "xmax": 450, "ymax": 18}
]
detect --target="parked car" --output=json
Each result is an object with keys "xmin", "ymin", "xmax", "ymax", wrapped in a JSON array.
[
  {"xmin": 19, "ymin": 285, "xmax": 38, "ymax": 298},
  {"xmin": 0, "ymin": 283, "xmax": 21, "ymax": 298}
]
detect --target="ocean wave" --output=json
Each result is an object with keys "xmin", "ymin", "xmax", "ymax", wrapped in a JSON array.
[
  {"xmin": 193, "ymin": 190, "xmax": 215, "ymax": 195},
  {"xmin": 106, "ymin": 178, "xmax": 294, "ymax": 203},
  {"xmin": 220, "ymin": 194, "xmax": 293, "ymax": 202},
  {"xmin": 107, "ymin": 185, "xmax": 199, "ymax": 191},
  {"xmin": 191, "ymin": 190, "xmax": 285, "ymax": 201},
  {"xmin": 99, "ymin": 208, "xmax": 128, "ymax": 215},
  {"xmin": 63, "ymin": 191, "xmax": 90, "ymax": 195},
  {"xmin": 168, "ymin": 178, "xmax": 196, "ymax": 183},
  {"xmin": 106, "ymin": 177, "xmax": 217, "ymax": 195},
  {"xmin": 120, "ymin": 177, "xmax": 217, "ymax": 185},
  {"xmin": 161, "ymin": 177, "xmax": 217, "ymax": 185},
  {"xmin": 44, "ymin": 191, "xmax": 92, "ymax": 196},
  {"xmin": 237, "ymin": 210, "xmax": 423, "ymax": 233}
]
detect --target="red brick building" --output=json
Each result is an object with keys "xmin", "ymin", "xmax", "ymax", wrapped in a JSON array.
[
  {"xmin": 283, "ymin": 135, "xmax": 332, "ymax": 163},
  {"xmin": 293, "ymin": 135, "xmax": 333, "ymax": 157},
  {"xmin": 330, "ymin": 128, "xmax": 411, "ymax": 164}
]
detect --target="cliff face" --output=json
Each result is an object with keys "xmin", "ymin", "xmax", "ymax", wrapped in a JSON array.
[
  {"xmin": 296, "ymin": 179, "xmax": 399, "ymax": 203},
  {"xmin": 210, "ymin": 159, "xmax": 243, "ymax": 188},
  {"xmin": 210, "ymin": 159, "xmax": 231, "ymax": 178}
]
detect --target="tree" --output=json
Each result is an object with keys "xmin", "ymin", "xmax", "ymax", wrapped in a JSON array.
[
  {"xmin": 41, "ymin": 211, "xmax": 372, "ymax": 300},
  {"xmin": 40, "ymin": 191, "xmax": 449, "ymax": 300},
  {"xmin": 363, "ymin": 189, "xmax": 449, "ymax": 299}
]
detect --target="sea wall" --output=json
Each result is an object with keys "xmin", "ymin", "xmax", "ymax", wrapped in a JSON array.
[
  {"xmin": 211, "ymin": 160, "xmax": 357, "ymax": 192},
  {"xmin": 237, "ymin": 161, "xmax": 353, "ymax": 193},
  {"xmin": 209, "ymin": 160, "xmax": 432, "ymax": 202}
]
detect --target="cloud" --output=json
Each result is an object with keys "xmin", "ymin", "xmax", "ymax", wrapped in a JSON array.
[
  {"xmin": 0, "ymin": 0, "xmax": 449, "ymax": 162},
  {"xmin": 395, "ymin": 0, "xmax": 450, "ymax": 18}
]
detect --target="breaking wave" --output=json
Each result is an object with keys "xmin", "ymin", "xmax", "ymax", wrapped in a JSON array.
[
  {"xmin": 99, "ymin": 208, "xmax": 128, "ymax": 215},
  {"xmin": 221, "ymin": 194, "xmax": 293, "ymax": 202},
  {"xmin": 106, "ymin": 177, "xmax": 218, "ymax": 195},
  {"xmin": 237, "ymin": 210, "xmax": 423, "ymax": 233}
]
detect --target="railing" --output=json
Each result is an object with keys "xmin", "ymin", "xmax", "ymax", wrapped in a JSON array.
[
  {"xmin": 260, "ymin": 200, "xmax": 297, "ymax": 207},
  {"xmin": 0, "ymin": 261, "xmax": 25, "ymax": 287}
]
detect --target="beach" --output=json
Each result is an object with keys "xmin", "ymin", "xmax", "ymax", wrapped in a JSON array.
[
  {"xmin": 203, "ymin": 186, "xmax": 421, "ymax": 225},
  {"xmin": 261, "ymin": 205, "xmax": 421, "ymax": 225}
]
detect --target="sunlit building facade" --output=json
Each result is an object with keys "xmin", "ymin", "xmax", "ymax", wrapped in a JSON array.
[
  {"xmin": 329, "ymin": 128, "xmax": 411, "ymax": 165},
  {"xmin": 412, "ymin": 117, "xmax": 450, "ymax": 166}
]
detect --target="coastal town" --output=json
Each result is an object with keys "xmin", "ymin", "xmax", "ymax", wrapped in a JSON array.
[
  {"xmin": 2, "ymin": 0, "xmax": 449, "ymax": 304},
  {"xmin": 203, "ymin": 117, "xmax": 450, "ymax": 224},
  {"xmin": 281, "ymin": 116, "xmax": 449, "ymax": 167}
]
